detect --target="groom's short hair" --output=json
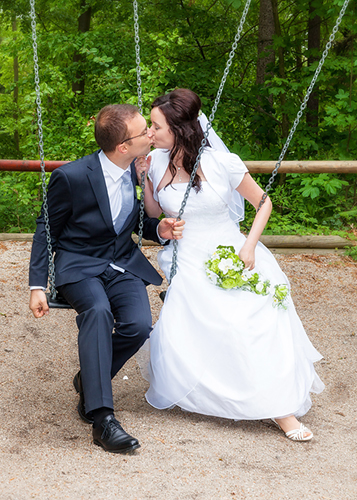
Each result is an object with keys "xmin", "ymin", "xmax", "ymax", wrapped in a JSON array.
[{"xmin": 95, "ymin": 104, "xmax": 138, "ymax": 152}]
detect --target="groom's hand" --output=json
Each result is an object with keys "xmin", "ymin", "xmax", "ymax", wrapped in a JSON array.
[
  {"xmin": 30, "ymin": 289, "xmax": 49, "ymax": 318},
  {"xmin": 134, "ymin": 155, "xmax": 151, "ymax": 178},
  {"xmin": 158, "ymin": 218, "xmax": 185, "ymax": 240}
]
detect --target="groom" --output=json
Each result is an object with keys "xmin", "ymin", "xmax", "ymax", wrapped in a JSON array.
[{"xmin": 29, "ymin": 103, "xmax": 184, "ymax": 453}]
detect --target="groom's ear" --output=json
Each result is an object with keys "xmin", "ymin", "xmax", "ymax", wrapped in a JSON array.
[{"xmin": 117, "ymin": 143, "xmax": 128, "ymax": 154}]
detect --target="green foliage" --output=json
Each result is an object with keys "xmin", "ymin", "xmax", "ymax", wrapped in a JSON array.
[
  {"xmin": 241, "ymin": 171, "xmax": 356, "ymax": 236},
  {"xmin": 344, "ymin": 245, "xmax": 357, "ymax": 261},
  {"xmin": 300, "ymin": 174, "xmax": 349, "ymax": 199},
  {"xmin": 0, "ymin": 171, "xmax": 43, "ymax": 232},
  {"xmin": 0, "ymin": 0, "xmax": 356, "ymax": 233}
]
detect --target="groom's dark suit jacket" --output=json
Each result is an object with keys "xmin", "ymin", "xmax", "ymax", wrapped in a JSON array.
[{"xmin": 29, "ymin": 150, "xmax": 162, "ymax": 288}]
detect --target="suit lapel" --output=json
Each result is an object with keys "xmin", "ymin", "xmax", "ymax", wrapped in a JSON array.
[
  {"xmin": 86, "ymin": 151, "xmax": 115, "ymax": 233},
  {"xmin": 130, "ymin": 159, "xmax": 138, "ymax": 192}
]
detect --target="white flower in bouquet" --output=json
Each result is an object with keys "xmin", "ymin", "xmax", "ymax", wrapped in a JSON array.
[
  {"xmin": 218, "ymin": 258, "xmax": 234, "ymax": 275},
  {"xmin": 241, "ymin": 268, "xmax": 252, "ymax": 282},
  {"xmin": 242, "ymin": 268, "xmax": 252, "ymax": 279}
]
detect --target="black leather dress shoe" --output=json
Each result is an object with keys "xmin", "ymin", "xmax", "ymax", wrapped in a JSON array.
[
  {"xmin": 93, "ymin": 415, "xmax": 140, "ymax": 453},
  {"xmin": 73, "ymin": 371, "xmax": 94, "ymax": 425}
]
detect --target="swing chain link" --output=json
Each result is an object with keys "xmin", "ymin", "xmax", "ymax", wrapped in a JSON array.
[
  {"xmin": 133, "ymin": 0, "xmax": 143, "ymax": 115},
  {"xmin": 257, "ymin": 0, "xmax": 351, "ymax": 213},
  {"xmin": 29, "ymin": 0, "xmax": 56, "ymax": 299},
  {"xmin": 169, "ymin": 0, "xmax": 252, "ymax": 283},
  {"xmin": 133, "ymin": 0, "xmax": 146, "ymax": 250},
  {"xmin": 137, "ymin": 174, "xmax": 146, "ymax": 250}
]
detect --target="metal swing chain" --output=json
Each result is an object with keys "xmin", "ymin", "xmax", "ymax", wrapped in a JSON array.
[
  {"xmin": 29, "ymin": 0, "xmax": 56, "ymax": 299},
  {"xmin": 133, "ymin": 0, "xmax": 146, "ymax": 250},
  {"xmin": 257, "ymin": 0, "xmax": 351, "ymax": 212},
  {"xmin": 169, "ymin": 0, "xmax": 252, "ymax": 283}
]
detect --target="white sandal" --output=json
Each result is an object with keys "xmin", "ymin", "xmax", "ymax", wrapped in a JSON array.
[{"xmin": 271, "ymin": 418, "xmax": 314, "ymax": 442}]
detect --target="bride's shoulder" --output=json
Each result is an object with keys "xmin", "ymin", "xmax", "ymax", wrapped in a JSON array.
[
  {"xmin": 203, "ymin": 147, "xmax": 243, "ymax": 165},
  {"xmin": 147, "ymin": 149, "xmax": 169, "ymax": 184},
  {"xmin": 202, "ymin": 147, "xmax": 248, "ymax": 177}
]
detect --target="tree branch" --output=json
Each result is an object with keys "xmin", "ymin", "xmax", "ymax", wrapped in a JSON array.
[
  {"xmin": 231, "ymin": 99, "xmax": 281, "ymax": 125},
  {"xmin": 179, "ymin": 0, "xmax": 206, "ymax": 60},
  {"xmin": 236, "ymin": 59, "xmax": 255, "ymax": 87}
]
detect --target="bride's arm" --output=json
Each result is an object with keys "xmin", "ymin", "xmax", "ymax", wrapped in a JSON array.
[
  {"xmin": 135, "ymin": 156, "xmax": 163, "ymax": 218},
  {"xmin": 235, "ymin": 173, "xmax": 272, "ymax": 270}
]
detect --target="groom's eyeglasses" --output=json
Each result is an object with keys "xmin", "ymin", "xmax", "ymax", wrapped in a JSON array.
[{"xmin": 122, "ymin": 127, "xmax": 148, "ymax": 143}]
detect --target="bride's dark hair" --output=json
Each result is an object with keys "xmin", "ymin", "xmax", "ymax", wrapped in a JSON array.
[{"xmin": 152, "ymin": 88, "xmax": 208, "ymax": 192}]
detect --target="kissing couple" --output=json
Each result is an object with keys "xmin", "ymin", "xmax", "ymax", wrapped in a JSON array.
[{"xmin": 29, "ymin": 89, "xmax": 324, "ymax": 452}]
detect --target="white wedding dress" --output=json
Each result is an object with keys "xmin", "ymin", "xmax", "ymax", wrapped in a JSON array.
[{"xmin": 143, "ymin": 148, "xmax": 324, "ymax": 420}]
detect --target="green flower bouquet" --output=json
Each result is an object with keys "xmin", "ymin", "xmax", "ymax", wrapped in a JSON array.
[{"xmin": 205, "ymin": 245, "xmax": 289, "ymax": 309}]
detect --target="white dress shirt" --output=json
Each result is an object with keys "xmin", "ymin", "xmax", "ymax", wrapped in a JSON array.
[
  {"xmin": 99, "ymin": 150, "xmax": 130, "ymax": 231},
  {"xmin": 99, "ymin": 150, "xmax": 131, "ymax": 273}
]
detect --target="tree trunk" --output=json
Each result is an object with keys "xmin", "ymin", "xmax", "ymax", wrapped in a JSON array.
[
  {"xmin": 306, "ymin": 2, "xmax": 321, "ymax": 129},
  {"xmin": 271, "ymin": 0, "xmax": 288, "ymax": 191},
  {"xmin": 72, "ymin": 1, "xmax": 91, "ymax": 95},
  {"xmin": 271, "ymin": 0, "xmax": 288, "ymax": 140},
  {"xmin": 12, "ymin": 18, "xmax": 19, "ymax": 154},
  {"xmin": 256, "ymin": 0, "xmax": 275, "ymax": 94},
  {"xmin": 347, "ymin": 9, "xmax": 354, "ymax": 153}
]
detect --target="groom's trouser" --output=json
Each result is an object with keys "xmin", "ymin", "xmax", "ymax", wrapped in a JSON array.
[{"xmin": 58, "ymin": 265, "xmax": 152, "ymax": 413}]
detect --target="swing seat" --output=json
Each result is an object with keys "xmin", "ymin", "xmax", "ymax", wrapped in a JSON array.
[{"xmin": 46, "ymin": 290, "xmax": 73, "ymax": 309}]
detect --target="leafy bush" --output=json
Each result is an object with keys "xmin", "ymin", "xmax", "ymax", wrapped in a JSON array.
[{"xmin": 0, "ymin": 172, "xmax": 43, "ymax": 232}]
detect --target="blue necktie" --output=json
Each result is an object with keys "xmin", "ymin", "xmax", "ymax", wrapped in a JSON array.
[{"xmin": 114, "ymin": 170, "xmax": 134, "ymax": 234}]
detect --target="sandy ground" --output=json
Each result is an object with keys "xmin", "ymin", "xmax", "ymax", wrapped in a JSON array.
[{"xmin": 0, "ymin": 241, "xmax": 356, "ymax": 500}]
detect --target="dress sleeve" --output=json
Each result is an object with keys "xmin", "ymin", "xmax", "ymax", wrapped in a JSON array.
[
  {"xmin": 227, "ymin": 153, "xmax": 249, "ymax": 190},
  {"xmin": 147, "ymin": 149, "xmax": 169, "ymax": 202},
  {"xmin": 146, "ymin": 151, "xmax": 159, "ymax": 202},
  {"xmin": 147, "ymin": 153, "xmax": 154, "ymax": 183}
]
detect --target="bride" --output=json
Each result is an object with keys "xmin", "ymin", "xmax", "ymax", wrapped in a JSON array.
[{"xmin": 136, "ymin": 88, "xmax": 324, "ymax": 441}]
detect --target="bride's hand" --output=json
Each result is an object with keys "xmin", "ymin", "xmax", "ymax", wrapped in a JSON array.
[
  {"xmin": 238, "ymin": 242, "xmax": 256, "ymax": 270},
  {"xmin": 135, "ymin": 155, "xmax": 151, "ymax": 180}
]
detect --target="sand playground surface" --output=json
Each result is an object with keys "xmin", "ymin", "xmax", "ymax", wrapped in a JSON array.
[{"xmin": 0, "ymin": 241, "xmax": 356, "ymax": 499}]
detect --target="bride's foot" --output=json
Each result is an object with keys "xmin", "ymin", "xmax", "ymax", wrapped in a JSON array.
[{"xmin": 272, "ymin": 415, "xmax": 313, "ymax": 442}]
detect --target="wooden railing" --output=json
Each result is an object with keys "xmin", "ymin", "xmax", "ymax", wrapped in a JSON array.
[
  {"xmin": 0, "ymin": 159, "xmax": 357, "ymax": 173},
  {"xmin": 1, "ymin": 233, "xmax": 355, "ymax": 253},
  {"xmin": 244, "ymin": 161, "xmax": 357, "ymax": 174}
]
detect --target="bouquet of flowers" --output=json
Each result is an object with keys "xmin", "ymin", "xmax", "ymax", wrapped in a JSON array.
[{"xmin": 205, "ymin": 245, "xmax": 289, "ymax": 309}]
